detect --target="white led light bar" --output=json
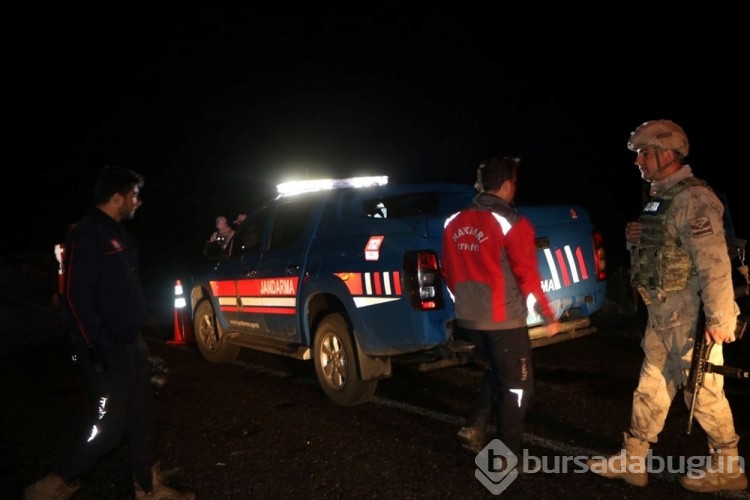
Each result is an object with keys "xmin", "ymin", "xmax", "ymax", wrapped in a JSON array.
[{"xmin": 276, "ymin": 175, "xmax": 388, "ymax": 196}]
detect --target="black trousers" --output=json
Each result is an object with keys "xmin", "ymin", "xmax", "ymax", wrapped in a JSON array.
[
  {"xmin": 54, "ymin": 336, "xmax": 157, "ymax": 490},
  {"xmin": 463, "ymin": 325, "xmax": 533, "ymax": 455}
]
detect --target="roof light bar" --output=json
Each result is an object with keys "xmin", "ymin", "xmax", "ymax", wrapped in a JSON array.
[{"xmin": 276, "ymin": 175, "xmax": 388, "ymax": 196}]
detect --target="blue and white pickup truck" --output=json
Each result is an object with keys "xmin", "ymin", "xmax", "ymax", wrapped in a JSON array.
[{"xmin": 175, "ymin": 176, "xmax": 606, "ymax": 405}]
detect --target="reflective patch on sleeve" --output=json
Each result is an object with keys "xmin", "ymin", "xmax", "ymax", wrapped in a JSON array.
[{"xmin": 689, "ymin": 217, "xmax": 714, "ymax": 238}]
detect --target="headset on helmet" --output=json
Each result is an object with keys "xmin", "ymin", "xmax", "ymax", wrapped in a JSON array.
[{"xmin": 627, "ymin": 119, "xmax": 689, "ymax": 158}]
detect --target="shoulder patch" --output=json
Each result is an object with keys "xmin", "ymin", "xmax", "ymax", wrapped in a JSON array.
[{"xmin": 689, "ymin": 217, "xmax": 714, "ymax": 238}]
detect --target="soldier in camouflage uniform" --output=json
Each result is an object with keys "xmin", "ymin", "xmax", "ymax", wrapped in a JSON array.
[{"xmin": 588, "ymin": 120, "xmax": 747, "ymax": 492}]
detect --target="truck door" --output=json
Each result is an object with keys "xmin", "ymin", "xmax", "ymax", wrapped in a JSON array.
[
  {"xmin": 224, "ymin": 207, "xmax": 270, "ymax": 335},
  {"xmin": 250, "ymin": 196, "xmax": 320, "ymax": 341}
]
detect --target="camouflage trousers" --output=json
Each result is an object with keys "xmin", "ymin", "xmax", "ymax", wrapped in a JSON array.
[{"xmin": 630, "ymin": 284, "xmax": 740, "ymax": 449}]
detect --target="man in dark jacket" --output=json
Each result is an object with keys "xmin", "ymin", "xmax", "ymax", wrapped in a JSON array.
[
  {"xmin": 24, "ymin": 166, "xmax": 194, "ymax": 500},
  {"xmin": 442, "ymin": 157, "xmax": 560, "ymax": 459}
]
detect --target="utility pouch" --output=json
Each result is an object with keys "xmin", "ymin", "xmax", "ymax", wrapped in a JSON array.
[{"xmin": 635, "ymin": 285, "xmax": 652, "ymax": 306}]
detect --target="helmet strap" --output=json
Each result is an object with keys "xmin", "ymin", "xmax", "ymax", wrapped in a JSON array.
[
  {"xmin": 655, "ymin": 151, "xmax": 664, "ymax": 171},
  {"xmin": 655, "ymin": 149, "xmax": 677, "ymax": 173}
]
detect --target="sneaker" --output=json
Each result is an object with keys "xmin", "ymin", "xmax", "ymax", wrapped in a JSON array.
[{"xmin": 457, "ymin": 426, "xmax": 486, "ymax": 454}]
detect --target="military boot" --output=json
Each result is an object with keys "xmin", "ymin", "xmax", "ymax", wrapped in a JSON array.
[
  {"xmin": 23, "ymin": 474, "xmax": 80, "ymax": 500},
  {"xmin": 457, "ymin": 408, "xmax": 490, "ymax": 455},
  {"xmin": 679, "ymin": 446, "xmax": 748, "ymax": 492},
  {"xmin": 587, "ymin": 432, "xmax": 650, "ymax": 487},
  {"xmin": 134, "ymin": 464, "xmax": 195, "ymax": 500}
]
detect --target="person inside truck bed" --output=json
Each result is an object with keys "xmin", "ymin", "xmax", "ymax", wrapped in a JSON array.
[{"xmin": 441, "ymin": 156, "xmax": 560, "ymax": 461}]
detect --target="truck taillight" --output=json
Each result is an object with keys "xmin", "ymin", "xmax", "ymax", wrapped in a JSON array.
[
  {"xmin": 403, "ymin": 250, "xmax": 445, "ymax": 311},
  {"xmin": 593, "ymin": 230, "xmax": 606, "ymax": 281}
]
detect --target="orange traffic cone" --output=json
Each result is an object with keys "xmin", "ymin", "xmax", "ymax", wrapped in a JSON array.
[{"xmin": 167, "ymin": 280, "xmax": 194, "ymax": 345}]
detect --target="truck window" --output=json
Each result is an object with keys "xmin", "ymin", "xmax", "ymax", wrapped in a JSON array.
[
  {"xmin": 230, "ymin": 207, "xmax": 267, "ymax": 256},
  {"xmin": 269, "ymin": 198, "xmax": 318, "ymax": 250},
  {"xmin": 361, "ymin": 192, "xmax": 439, "ymax": 218}
]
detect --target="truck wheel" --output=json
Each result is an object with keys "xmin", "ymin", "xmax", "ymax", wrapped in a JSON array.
[
  {"xmin": 313, "ymin": 313, "xmax": 377, "ymax": 406},
  {"xmin": 194, "ymin": 300, "xmax": 240, "ymax": 364}
]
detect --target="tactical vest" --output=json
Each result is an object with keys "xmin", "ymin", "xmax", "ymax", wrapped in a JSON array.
[{"xmin": 631, "ymin": 176, "xmax": 708, "ymax": 292}]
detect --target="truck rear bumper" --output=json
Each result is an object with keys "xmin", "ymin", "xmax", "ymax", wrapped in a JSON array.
[{"xmin": 528, "ymin": 317, "xmax": 597, "ymax": 348}]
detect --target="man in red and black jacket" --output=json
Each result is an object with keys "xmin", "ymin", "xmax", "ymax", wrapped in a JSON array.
[{"xmin": 442, "ymin": 156, "xmax": 560, "ymax": 461}]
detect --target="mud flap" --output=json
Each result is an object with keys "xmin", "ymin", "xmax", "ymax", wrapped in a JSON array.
[{"xmin": 353, "ymin": 335, "xmax": 392, "ymax": 380}]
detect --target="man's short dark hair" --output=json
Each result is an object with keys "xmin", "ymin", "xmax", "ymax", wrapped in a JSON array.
[
  {"xmin": 94, "ymin": 165, "xmax": 144, "ymax": 204},
  {"xmin": 475, "ymin": 157, "xmax": 520, "ymax": 192}
]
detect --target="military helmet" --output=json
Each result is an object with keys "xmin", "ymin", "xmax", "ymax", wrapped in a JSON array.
[{"xmin": 627, "ymin": 119, "xmax": 689, "ymax": 158}]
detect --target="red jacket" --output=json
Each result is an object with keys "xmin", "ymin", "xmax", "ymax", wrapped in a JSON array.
[{"xmin": 441, "ymin": 192, "xmax": 555, "ymax": 331}]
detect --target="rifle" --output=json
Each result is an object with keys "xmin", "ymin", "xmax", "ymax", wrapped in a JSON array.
[{"xmin": 686, "ymin": 317, "xmax": 749, "ymax": 435}]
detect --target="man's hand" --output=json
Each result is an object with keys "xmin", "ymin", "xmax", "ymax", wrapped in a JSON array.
[
  {"xmin": 625, "ymin": 221, "xmax": 642, "ymax": 244},
  {"xmin": 545, "ymin": 320, "xmax": 561, "ymax": 337},
  {"xmin": 705, "ymin": 326, "xmax": 735, "ymax": 345}
]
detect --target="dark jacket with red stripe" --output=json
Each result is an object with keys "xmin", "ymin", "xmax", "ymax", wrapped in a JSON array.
[
  {"xmin": 441, "ymin": 192, "xmax": 555, "ymax": 331},
  {"xmin": 62, "ymin": 208, "xmax": 148, "ymax": 347}
]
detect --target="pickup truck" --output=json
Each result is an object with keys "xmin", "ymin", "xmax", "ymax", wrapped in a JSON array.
[{"xmin": 174, "ymin": 176, "xmax": 607, "ymax": 406}]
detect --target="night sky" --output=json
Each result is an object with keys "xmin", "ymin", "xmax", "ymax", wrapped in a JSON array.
[{"xmin": 8, "ymin": 6, "xmax": 747, "ymax": 273}]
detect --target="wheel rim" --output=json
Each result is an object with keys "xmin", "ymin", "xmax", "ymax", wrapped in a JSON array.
[
  {"xmin": 319, "ymin": 332, "xmax": 347, "ymax": 389},
  {"xmin": 198, "ymin": 312, "xmax": 219, "ymax": 351}
]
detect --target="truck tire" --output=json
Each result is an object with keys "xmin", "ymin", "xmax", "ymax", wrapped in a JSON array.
[
  {"xmin": 194, "ymin": 299, "xmax": 240, "ymax": 364},
  {"xmin": 313, "ymin": 313, "xmax": 377, "ymax": 406}
]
